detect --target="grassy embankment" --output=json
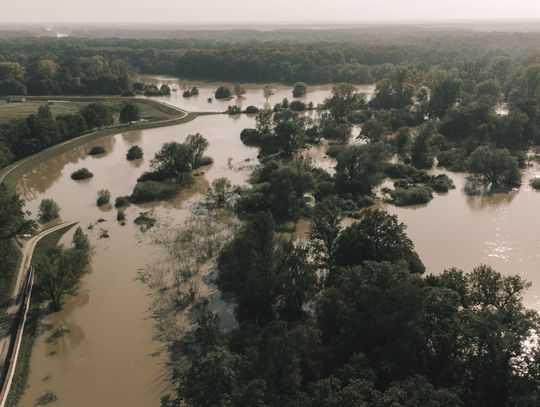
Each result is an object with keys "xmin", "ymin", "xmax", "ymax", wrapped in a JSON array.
[
  {"xmin": 0, "ymin": 97, "xmax": 203, "ymax": 192},
  {"xmin": 4, "ymin": 223, "xmax": 76, "ymax": 407}
]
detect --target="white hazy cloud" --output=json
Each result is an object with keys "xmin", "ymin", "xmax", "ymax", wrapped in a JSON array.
[{"xmin": 2, "ymin": 0, "xmax": 540, "ymax": 23}]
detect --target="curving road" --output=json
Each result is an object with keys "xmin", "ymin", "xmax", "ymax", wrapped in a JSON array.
[{"xmin": 0, "ymin": 221, "xmax": 77, "ymax": 407}]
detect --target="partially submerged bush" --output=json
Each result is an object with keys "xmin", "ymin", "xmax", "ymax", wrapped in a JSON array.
[
  {"xmin": 240, "ymin": 128, "xmax": 260, "ymax": 146},
  {"xmin": 390, "ymin": 186, "xmax": 433, "ymax": 206},
  {"xmin": 427, "ymin": 174, "xmax": 455, "ymax": 193},
  {"xmin": 126, "ymin": 145, "xmax": 143, "ymax": 161},
  {"xmin": 96, "ymin": 189, "xmax": 111, "ymax": 206},
  {"xmin": 244, "ymin": 105, "xmax": 260, "ymax": 114},
  {"xmin": 38, "ymin": 199, "xmax": 60, "ymax": 223},
  {"xmin": 130, "ymin": 180, "xmax": 181, "ymax": 203},
  {"xmin": 71, "ymin": 168, "xmax": 93, "ymax": 180},
  {"xmin": 134, "ymin": 211, "xmax": 156, "ymax": 231},
  {"xmin": 88, "ymin": 146, "xmax": 106, "ymax": 155},
  {"xmin": 114, "ymin": 196, "xmax": 130, "ymax": 208},
  {"xmin": 215, "ymin": 86, "xmax": 232, "ymax": 99},
  {"xmin": 531, "ymin": 178, "xmax": 540, "ymax": 190}
]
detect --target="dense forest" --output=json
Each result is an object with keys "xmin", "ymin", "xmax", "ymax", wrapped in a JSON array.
[{"xmin": 2, "ymin": 27, "xmax": 540, "ymax": 93}]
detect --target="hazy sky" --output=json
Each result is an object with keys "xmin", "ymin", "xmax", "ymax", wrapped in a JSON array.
[{"xmin": 3, "ymin": 0, "xmax": 540, "ymax": 23}]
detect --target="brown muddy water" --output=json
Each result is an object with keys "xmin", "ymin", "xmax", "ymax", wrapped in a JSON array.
[
  {"xmin": 139, "ymin": 75, "xmax": 376, "ymax": 113},
  {"xmin": 16, "ymin": 114, "xmax": 259, "ymax": 407},
  {"xmin": 14, "ymin": 78, "xmax": 540, "ymax": 406}
]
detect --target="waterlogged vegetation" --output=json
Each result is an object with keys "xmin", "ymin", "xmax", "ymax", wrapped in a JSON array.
[{"xmin": 6, "ymin": 25, "xmax": 540, "ymax": 407}]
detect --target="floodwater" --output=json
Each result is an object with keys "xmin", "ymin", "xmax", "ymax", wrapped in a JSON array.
[
  {"xmin": 139, "ymin": 75, "xmax": 376, "ymax": 113},
  {"xmin": 15, "ymin": 76, "xmax": 540, "ymax": 406},
  {"xmin": 16, "ymin": 114, "xmax": 259, "ymax": 407},
  {"xmin": 382, "ymin": 166, "xmax": 540, "ymax": 309}
]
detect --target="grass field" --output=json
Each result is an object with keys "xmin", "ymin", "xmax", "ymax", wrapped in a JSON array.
[{"xmin": 0, "ymin": 97, "xmax": 179, "ymax": 124}]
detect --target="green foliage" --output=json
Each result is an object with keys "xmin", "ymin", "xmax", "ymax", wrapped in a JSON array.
[
  {"xmin": 126, "ymin": 145, "xmax": 143, "ymax": 160},
  {"xmin": 38, "ymin": 198, "xmax": 60, "ymax": 223},
  {"xmin": 0, "ymin": 183, "xmax": 36, "ymax": 239},
  {"xmin": 389, "ymin": 185, "xmax": 434, "ymax": 206},
  {"xmin": 206, "ymin": 177, "xmax": 235, "ymax": 208},
  {"xmin": 466, "ymin": 146, "xmax": 521, "ymax": 188},
  {"xmin": 70, "ymin": 168, "xmax": 93, "ymax": 180},
  {"xmin": 96, "ymin": 189, "xmax": 111, "ymax": 206},
  {"xmin": 215, "ymin": 86, "xmax": 232, "ymax": 99},
  {"xmin": 244, "ymin": 105, "xmax": 259, "ymax": 114},
  {"xmin": 530, "ymin": 178, "xmax": 540, "ymax": 190},
  {"xmin": 130, "ymin": 180, "xmax": 182, "ymax": 203},
  {"xmin": 239, "ymin": 128, "xmax": 260, "ymax": 145},
  {"xmin": 292, "ymin": 82, "xmax": 308, "ymax": 98},
  {"xmin": 119, "ymin": 102, "xmax": 141, "ymax": 124},
  {"xmin": 333, "ymin": 209, "xmax": 424, "ymax": 273},
  {"xmin": 114, "ymin": 196, "xmax": 130, "ymax": 208},
  {"xmin": 36, "ymin": 228, "xmax": 91, "ymax": 310},
  {"xmin": 335, "ymin": 141, "xmax": 392, "ymax": 197},
  {"xmin": 80, "ymin": 103, "xmax": 113, "ymax": 130}
]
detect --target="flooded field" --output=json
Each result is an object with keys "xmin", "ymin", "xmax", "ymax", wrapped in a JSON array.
[
  {"xmin": 13, "ymin": 78, "xmax": 540, "ymax": 406},
  {"xmin": 16, "ymin": 114, "xmax": 258, "ymax": 407},
  {"xmin": 139, "ymin": 75, "xmax": 376, "ymax": 113}
]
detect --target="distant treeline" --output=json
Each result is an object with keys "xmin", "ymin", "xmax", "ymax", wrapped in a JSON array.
[{"xmin": 2, "ymin": 30, "xmax": 540, "ymax": 94}]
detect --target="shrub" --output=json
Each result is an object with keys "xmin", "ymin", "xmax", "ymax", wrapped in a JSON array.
[
  {"xmin": 71, "ymin": 168, "xmax": 93, "ymax": 180},
  {"xmin": 38, "ymin": 199, "xmax": 60, "ymax": 223},
  {"xmin": 121, "ymin": 90, "xmax": 135, "ymax": 97},
  {"xmin": 226, "ymin": 105, "xmax": 241, "ymax": 115},
  {"xmin": 289, "ymin": 100, "xmax": 306, "ymax": 112},
  {"xmin": 88, "ymin": 146, "xmax": 106, "ymax": 155},
  {"xmin": 292, "ymin": 82, "xmax": 308, "ymax": 98},
  {"xmin": 390, "ymin": 186, "xmax": 433, "ymax": 206},
  {"xmin": 96, "ymin": 189, "xmax": 111, "ymax": 206},
  {"xmin": 117, "ymin": 211, "xmax": 126, "ymax": 222},
  {"xmin": 215, "ymin": 87, "xmax": 232, "ymax": 99},
  {"xmin": 183, "ymin": 90, "xmax": 191, "ymax": 97},
  {"xmin": 114, "ymin": 196, "xmax": 130, "ymax": 208},
  {"xmin": 130, "ymin": 181, "xmax": 181, "ymax": 203},
  {"xmin": 244, "ymin": 105, "xmax": 260, "ymax": 114},
  {"xmin": 240, "ymin": 128, "xmax": 260, "ymax": 145},
  {"xmin": 427, "ymin": 174, "xmax": 455, "ymax": 192},
  {"xmin": 531, "ymin": 178, "xmax": 540, "ymax": 190},
  {"xmin": 134, "ymin": 211, "xmax": 156, "ymax": 231},
  {"xmin": 126, "ymin": 145, "xmax": 143, "ymax": 161}
]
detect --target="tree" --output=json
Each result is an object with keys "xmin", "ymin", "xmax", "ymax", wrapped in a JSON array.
[
  {"xmin": 149, "ymin": 142, "xmax": 195, "ymax": 179},
  {"xmin": 263, "ymin": 85, "xmax": 274, "ymax": 101},
  {"xmin": 80, "ymin": 103, "xmax": 113, "ymax": 130},
  {"xmin": 427, "ymin": 70, "xmax": 462, "ymax": 117},
  {"xmin": 215, "ymin": 86, "xmax": 232, "ymax": 99},
  {"xmin": 119, "ymin": 102, "xmax": 141, "ymax": 124},
  {"xmin": 293, "ymin": 82, "xmax": 308, "ymax": 98},
  {"xmin": 38, "ymin": 199, "xmax": 60, "ymax": 223},
  {"xmin": 466, "ymin": 146, "xmax": 520, "ymax": 188},
  {"xmin": 310, "ymin": 197, "xmax": 343, "ymax": 270},
  {"xmin": 36, "ymin": 229, "xmax": 91, "ymax": 310},
  {"xmin": 234, "ymin": 83, "xmax": 246, "ymax": 98},
  {"xmin": 0, "ymin": 183, "xmax": 36, "ymax": 239},
  {"xmin": 325, "ymin": 83, "xmax": 362, "ymax": 122},
  {"xmin": 185, "ymin": 133, "xmax": 210, "ymax": 168},
  {"xmin": 335, "ymin": 142, "xmax": 392, "ymax": 196},
  {"xmin": 126, "ymin": 145, "xmax": 143, "ymax": 160},
  {"xmin": 371, "ymin": 68, "xmax": 415, "ymax": 109},
  {"xmin": 207, "ymin": 177, "xmax": 235, "ymax": 208},
  {"xmin": 217, "ymin": 212, "xmax": 316, "ymax": 324},
  {"xmin": 333, "ymin": 209, "xmax": 424, "ymax": 273},
  {"xmin": 96, "ymin": 189, "xmax": 111, "ymax": 206},
  {"xmin": 411, "ymin": 124, "xmax": 434, "ymax": 169}
]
